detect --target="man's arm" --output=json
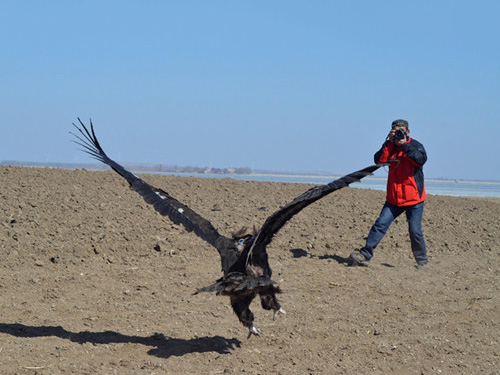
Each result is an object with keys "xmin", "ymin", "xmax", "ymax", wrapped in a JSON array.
[
  {"xmin": 401, "ymin": 139, "xmax": 427, "ymax": 166},
  {"xmin": 374, "ymin": 140, "xmax": 394, "ymax": 163}
]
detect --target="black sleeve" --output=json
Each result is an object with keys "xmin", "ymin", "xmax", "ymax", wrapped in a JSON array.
[
  {"xmin": 374, "ymin": 140, "xmax": 390, "ymax": 164},
  {"xmin": 401, "ymin": 139, "xmax": 427, "ymax": 166}
]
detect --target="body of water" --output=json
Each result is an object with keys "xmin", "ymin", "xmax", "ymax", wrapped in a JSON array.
[{"xmin": 155, "ymin": 172, "xmax": 500, "ymax": 198}]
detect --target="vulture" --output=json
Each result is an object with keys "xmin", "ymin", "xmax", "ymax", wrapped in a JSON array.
[{"xmin": 72, "ymin": 119, "xmax": 384, "ymax": 337}]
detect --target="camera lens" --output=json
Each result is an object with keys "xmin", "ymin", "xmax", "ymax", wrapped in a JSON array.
[{"xmin": 395, "ymin": 129, "xmax": 406, "ymax": 140}]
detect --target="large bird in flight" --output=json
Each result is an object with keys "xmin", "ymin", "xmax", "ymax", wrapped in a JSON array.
[{"xmin": 72, "ymin": 118, "xmax": 385, "ymax": 337}]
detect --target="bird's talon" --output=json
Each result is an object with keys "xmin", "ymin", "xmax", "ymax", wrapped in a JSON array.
[
  {"xmin": 247, "ymin": 326, "xmax": 263, "ymax": 338},
  {"xmin": 273, "ymin": 307, "xmax": 287, "ymax": 320}
]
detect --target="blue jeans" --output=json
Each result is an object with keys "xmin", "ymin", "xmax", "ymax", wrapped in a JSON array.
[{"xmin": 360, "ymin": 201, "xmax": 428, "ymax": 264}]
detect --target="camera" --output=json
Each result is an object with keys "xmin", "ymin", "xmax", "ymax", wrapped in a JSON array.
[{"xmin": 394, "ymin": 129, "xmax": 407, "ymax": 140}]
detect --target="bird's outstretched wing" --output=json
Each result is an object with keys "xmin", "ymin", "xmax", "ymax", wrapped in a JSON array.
[
  {"xmin": 71, "ymin": 118, "xmax": 222, "ymax": 248},
  {"xmin": 248, "ymin": 164, "xmax": 386, "ymax": 255}
]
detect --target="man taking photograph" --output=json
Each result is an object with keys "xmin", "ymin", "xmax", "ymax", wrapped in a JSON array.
[{"xmin": 349, "ymin": 119, "xmax": 429, "ymax": 269}]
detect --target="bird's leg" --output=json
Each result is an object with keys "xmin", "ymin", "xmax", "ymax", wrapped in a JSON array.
[
  {"xmin": 259, "ymin": 290, "xmax": 285, "ymax": 320},
  {"xmin": 230, "ymin": 294, "xmax": 259, "ymax": 338}
]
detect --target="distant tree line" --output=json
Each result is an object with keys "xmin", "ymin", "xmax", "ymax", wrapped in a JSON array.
[
  {"xmin": 0, "ymin": 160, "xmax": 252, "ymax": 175},
  {"xmin": 157, "ymin": 165, "xmax": 252, "ymax": 175}
]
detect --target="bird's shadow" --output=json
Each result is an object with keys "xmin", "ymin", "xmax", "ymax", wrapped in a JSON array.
[{"xmin": 0, "ymin": 322, "xmax": 241, "ymax": 359}]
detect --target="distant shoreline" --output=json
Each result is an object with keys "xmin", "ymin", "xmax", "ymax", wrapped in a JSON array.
[
  {"xmin": 2, "ymin": 164, "xmax": 499, "ymax": 198},
  {"xmin": 1, "ymin": 161, "xmax": 499, "ymax": 185},
  {"xmin": 247, "ymin": 172, "xmax": 500, "ymax": 185}
]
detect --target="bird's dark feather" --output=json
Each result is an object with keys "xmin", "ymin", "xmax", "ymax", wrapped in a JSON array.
[
  {"xmin": 229, "ymin": 164, "xmax": 385, "ymax": 273},
  {"xmin": 194, "ymin": 272, "xmax": 280, "ymax": 295},
  {"xmin": 72, "ymin": 118, "xmax": 386, "ymax": 335},
  {"xmin": 71, "ymin": 118, "xmax": 223, "ymax": 249},
  {"xmin": 253, "ymin": 165, "xmax": 381, "ymax": 250}
]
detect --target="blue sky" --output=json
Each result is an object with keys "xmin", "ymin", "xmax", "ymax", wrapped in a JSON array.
[{"xmin": 1, "ymin": 1, "xmax": 499, "ymax": 180}]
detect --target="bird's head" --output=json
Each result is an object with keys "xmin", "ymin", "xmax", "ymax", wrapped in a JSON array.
[
  {"xmin": 231, "ymin": 227, "xmax": 257, "ymax": 252},
  {"xmin": 235, "ymin": 233, "xmax": 254, "ymax": 252}
]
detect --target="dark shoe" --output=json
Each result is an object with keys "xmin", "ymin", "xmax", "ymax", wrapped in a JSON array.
[
  {"xmin": 349, "ymin": 250, "xmax": 370, "ymax": 267},
  {"xmin": 415, "ymin": 262, "xmax": 428, "ymax": 270}
]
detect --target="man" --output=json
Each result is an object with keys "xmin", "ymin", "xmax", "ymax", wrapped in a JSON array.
[{"xmin": 349, "ymin": 119, "xmax": 428, "ymax": 269}]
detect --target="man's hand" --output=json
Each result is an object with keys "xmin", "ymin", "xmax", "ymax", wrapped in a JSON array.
[{"xmin": 388, "ymin": 129, "xmax": 396, "ymax": 143}]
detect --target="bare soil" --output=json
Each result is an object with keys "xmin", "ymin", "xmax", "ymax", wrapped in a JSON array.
[{"xmin": 1, "ymin": 166, "xmax": 498, "ymax": 374}]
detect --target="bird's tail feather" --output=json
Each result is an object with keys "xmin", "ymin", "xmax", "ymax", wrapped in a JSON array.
[{"xmin": 193, "ymin": 273, "xmax": 280, "ymax": 295}]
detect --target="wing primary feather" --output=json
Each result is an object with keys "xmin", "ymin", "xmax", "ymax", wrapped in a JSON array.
[
  {"xmin": 248, "ymin": 163, "xmax": 387, "ymax": 256},
  {"xmin": 71, "ymin": 118, "xmax": 223, "ymax": 249}
]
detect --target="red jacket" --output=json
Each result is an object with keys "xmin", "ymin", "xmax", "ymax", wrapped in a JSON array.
[{"xmin": 375, "ymin": 137, "xmax": 427, "ymax": 206}]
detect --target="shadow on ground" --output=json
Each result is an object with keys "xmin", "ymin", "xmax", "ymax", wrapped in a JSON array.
[
  {"xmin": 0, "ymin": 322, "xmax": 241, "ymax": 359},
  {"xmin": 290, "ymin": 249, "xmax": 353, "ymax": 265}
]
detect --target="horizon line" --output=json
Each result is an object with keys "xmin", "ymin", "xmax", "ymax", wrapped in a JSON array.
[{"xmin": 1, "ymin": 160, "xmax": 499, "ymax": 184}]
